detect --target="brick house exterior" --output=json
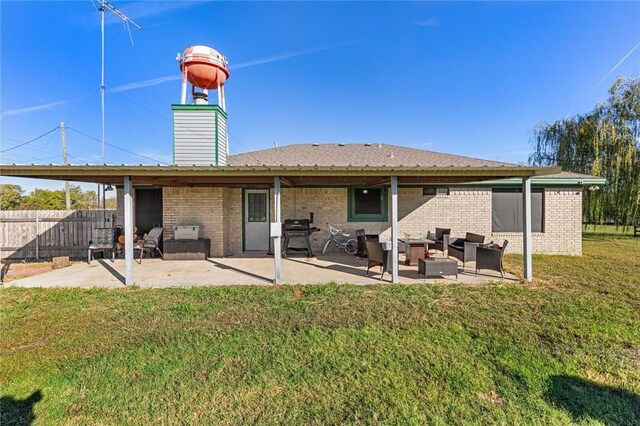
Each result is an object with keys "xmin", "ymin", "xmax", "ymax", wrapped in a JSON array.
[
  {"xmin": 117, "ymin": 184, "xmax": 582, "ymax": 257},
  {"xmin": 112, "ymin": 144, "xmax": 599, "ymax": 257},
  {"xmin": 3, "ymin": 143, "xmax": 604, "ymax": 285}
]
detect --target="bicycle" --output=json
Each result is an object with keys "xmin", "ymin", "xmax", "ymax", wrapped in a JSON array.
[{"xmin": 322, "ymin": 223, "xmax": 358, "ymax": 255}]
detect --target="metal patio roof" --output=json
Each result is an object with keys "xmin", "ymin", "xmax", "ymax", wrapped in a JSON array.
[{"xmin": 0, "ymin": 164, "xmax": 561, "ymax": 187}]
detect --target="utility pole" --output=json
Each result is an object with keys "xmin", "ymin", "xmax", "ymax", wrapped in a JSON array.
[
  {"xmin": 97, "ymin": 0, "xmax": 141, "ymax": 165},
  {"xmin": 100, "ymin": 3, "xmax": 105, "ymax": 165},
  {"xmin": 60, "ymin": 122, "xmax": 71, "ymax": 210},
  {"xmin": 97, "ymin": 1, "xmax": 141, "ymax": 210}
]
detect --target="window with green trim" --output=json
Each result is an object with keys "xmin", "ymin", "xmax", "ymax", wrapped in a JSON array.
[{"xmin": 348, "ymin": 187, "xmax": 388, "ymax": 222}]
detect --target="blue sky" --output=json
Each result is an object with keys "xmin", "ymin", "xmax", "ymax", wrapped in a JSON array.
[{"xmin": 1, "ymin": 1, "xmax": 639, "ymax": 192}]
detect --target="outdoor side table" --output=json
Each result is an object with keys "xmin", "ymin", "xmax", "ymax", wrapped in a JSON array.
[
  {"xmin": 418, "ymin": 258, "xmax": 458, "ymax": 279},
  {"xmin": 400, "ymin": 238, "xmax": 435, "ymax": 266}
]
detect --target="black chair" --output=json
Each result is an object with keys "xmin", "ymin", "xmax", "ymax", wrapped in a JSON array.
[
  {"xmin": 476, "ymin": 240, "xmax": 509, "ymax": 278},
  {"xmin": 429, "ymin": 227, "xmax": 451, "ymax": 254},
  {"xmin": 134, "ymin": 227, "xmax": 164, "ymax": 264},
  {"xmin": 355, "ymin": 229, "xmax": 367, "ymax": 258},
  {"xmin": 88, "ymin": 227, "xmax": 116, "ymax": 264},
  {"xmin": 365, "ymin": 241, "xmax": 388, "ymax": 280}
]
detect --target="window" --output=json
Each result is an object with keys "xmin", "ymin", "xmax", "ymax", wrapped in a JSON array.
[
  {"xmin": 348, "ymin": 187, "xmax": 388, "ymax": 222},
  {"xmin": 423, "ymin": 187, "xmax": 449, "ymax": 196},
  {"xmin": 492, "ymin": 188, "xmax": 544, "ymax": 232},
  {"xmin": 247, "ymin": 192, "xmax": 267, "ymax": 222}
]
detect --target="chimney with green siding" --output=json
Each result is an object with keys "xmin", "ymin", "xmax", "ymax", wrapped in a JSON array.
[{"xmin": 172, "ymin": 104, "xmax": 228, "ymax": 166}]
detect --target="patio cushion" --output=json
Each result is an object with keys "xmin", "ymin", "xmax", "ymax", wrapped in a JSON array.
[
  {"xmin": 89, "ymin": 244, "xmax": 113, "ymax": 250},
  {"xmin": 450, "ymin": 238, "xmax": 466, "ymax": 247}
]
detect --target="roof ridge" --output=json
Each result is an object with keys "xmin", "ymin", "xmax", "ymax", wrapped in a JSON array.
[{"xmin": 228, "ymin": 142, "xmax": 517, "ymax": 167}]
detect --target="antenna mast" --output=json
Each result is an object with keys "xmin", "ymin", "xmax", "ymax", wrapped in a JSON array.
[{"xmin": 97, "ymin": 0, "xmax": 141, "ymax": 165}]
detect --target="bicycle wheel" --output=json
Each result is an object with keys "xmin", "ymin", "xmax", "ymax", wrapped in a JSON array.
[
  {"xmin": 322, "ymin": 238, "xmax": 332, "ymax": 255},
  {"xmin": 344, "ymin": 239, "xmax": 358, "ymax": 255}
]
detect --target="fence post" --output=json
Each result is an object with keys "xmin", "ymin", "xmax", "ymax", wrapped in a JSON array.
[{"xmin": 35, "ymin": 211, "xmax": 40, "ymax": 260}]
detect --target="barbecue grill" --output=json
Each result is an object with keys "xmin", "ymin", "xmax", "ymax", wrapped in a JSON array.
[{"xmin": 282, "ymin": 218, "xmax": 320, "ymax": 257}]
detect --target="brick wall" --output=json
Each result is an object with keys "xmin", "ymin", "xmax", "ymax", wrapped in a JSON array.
[
  {"xmin": 223, "ymin": 188, "xmax": 243, "ymax": 255},
  {"xmin": 491, "ymin": 188, "xmax": 582, "ymax": 255},
  {"xmin": 119, "ymin": 185, "xmax": 583, "ymax": 257},
  {"xmin": 277, "ymin": 187, "xmax": 493, "ymax": 254},
  {"xmin": 162, "ymin": 187, "xmax": 225, "ymax": 256},
  {"xmin": 275, "ymin": 186, "xmax": 582, "ymax": 256}
]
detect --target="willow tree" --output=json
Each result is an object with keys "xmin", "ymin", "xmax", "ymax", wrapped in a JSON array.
[{"xmin": 530, "ymin": 76, "xmax": 640, "ymax": 227}]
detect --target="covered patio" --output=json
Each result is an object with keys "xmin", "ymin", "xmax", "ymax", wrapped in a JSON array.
[
  {"xmin": 5, "ymin": 251, "xmax": 519, "ymax": 288},
  {"xmin": 1, "ymin": 162, "xmax": 560, "ymax": 286}
]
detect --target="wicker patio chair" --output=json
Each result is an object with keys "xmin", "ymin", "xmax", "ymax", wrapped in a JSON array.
[
  {"xmin": 447, "ymin": 232, "xmax": 485, "ymax": 269},
  {"xmin": 134, "ymin": 227, "xmax": 164, "ymax": 264},
  {"xmin": 365, "ymin": 240, "xmax": 387, "ymax": 280},
  {"xmin": 88, "ymin": 227, "xmax": 116, "ymax": 264},
  {"xmin": 476, "ymin": 240, "xmax": 509, "ymax": 278}
]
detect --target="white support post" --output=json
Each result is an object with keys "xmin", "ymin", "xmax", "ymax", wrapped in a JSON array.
[
  {"xmin": 522, "ymin": 177, "xmax": 533, "ymax": 282},
  {"xmin": 391, "ymin": 176, "xmax": 399, "ymax": 283},
  {"xmin": 180, "ymin": 70, "xmax": 188, "ymax": 104},
  {"xmin": 124, "ymin": 176, "xmax": 134, "ymax": 285},
  {"xmin": 274, "ymin": 176, "xmax": 282, "ymax": 284}
]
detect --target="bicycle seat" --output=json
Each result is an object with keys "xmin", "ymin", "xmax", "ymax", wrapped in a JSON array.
[{"xmin": 342, "ymin": 233, "xmax": 350, "ymax": 237}]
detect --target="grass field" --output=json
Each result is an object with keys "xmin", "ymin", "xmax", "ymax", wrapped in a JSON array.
[
  {"xmin": 582, "ymin": 224, "xmax": 636, "ymax": 236},
  {"xmin": 1, "ymin": 234, "xmax": 639, "ymax": 425}
]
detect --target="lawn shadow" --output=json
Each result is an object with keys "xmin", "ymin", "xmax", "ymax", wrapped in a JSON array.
[
  {"xmin": 545, "ymin": 375, "xmax": 640, "ymax": 426},
  {"xmin": 0, "ymin": 390, "xmax": 42, "ymax": 425}
]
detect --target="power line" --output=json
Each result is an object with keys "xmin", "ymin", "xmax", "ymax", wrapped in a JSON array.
[
  {"xmin": 110, "ymin": 91, "xmax": 172, "ymax": 145},
  {"xmin": 0, "ymin": 127, "xmax": 60, "ymax": 153},
  {"xmin": 110, "ymin": 90, "xmax": 264, "ymax": 165},
  {"xmin": 66, "ymin": 126, "xmax": 169, "ymax": 164},
  {"xmin": 1, "ymin": 135, "xmax": 92, "ymax": 163},
  {"xmin": 27, "ymin": 127, "xmax": 62, "ymax": 163},
  {"xmin": 2, "ymin": 152, "xmax": 61, "ymax": 163}
]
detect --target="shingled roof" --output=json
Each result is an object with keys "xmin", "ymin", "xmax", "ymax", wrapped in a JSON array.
[{"xmin": 227, "ymin": 143, "xmax": 517, "ymax": 168}]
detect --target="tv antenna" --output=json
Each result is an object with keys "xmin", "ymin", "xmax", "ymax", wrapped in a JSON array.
[{"xmin": 97, "ymin": 0, "xmax": 141, "ymax": 164}]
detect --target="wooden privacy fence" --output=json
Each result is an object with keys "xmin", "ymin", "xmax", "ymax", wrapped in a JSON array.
[{"xmin": 0, "ymin": 210, "xmax": 116, "ymax": 260}]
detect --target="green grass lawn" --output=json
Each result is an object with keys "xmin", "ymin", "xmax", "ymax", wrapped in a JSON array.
[
  {"xmin": 1, "ymin": 234, "xmax": 639, "ymax": 425},
  {"xmin": 582, "ymin": 224, "xmax": 636, "ymax": 236}
]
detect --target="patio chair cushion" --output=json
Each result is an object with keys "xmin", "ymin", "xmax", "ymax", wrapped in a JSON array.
[
  {"xmin": 89, "ymin": 243, "xmax": 113, "ymax": 250},
  {"xmin": 450, "ymin": 238, "xmax": 466, "ymax": 247}
]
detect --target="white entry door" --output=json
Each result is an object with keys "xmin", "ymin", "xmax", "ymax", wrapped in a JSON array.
[{"xmin": 244, "ymin": 189, "xmax": 270, "ymax": 251}]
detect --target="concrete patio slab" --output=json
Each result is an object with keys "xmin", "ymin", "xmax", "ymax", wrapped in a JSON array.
[{"xmin": 4, "ymin": 253, "xmax": 519, "ymax": 288}]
